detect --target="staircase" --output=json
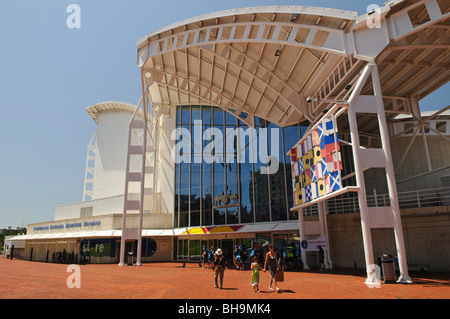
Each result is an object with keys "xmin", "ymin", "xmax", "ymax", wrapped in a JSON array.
[{"xmin": 82, "ymin": 133, "xmax": 97, "ymax": 202}]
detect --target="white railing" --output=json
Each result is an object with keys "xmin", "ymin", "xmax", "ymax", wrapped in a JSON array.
[
  {"xmin": 326, "ymin": 195, "xmax": 359, "ymax": 215},
  {"xmin": 324, "ymin": 186, "xmax": 450, "ymax": 215},
  {"xmin": 302, "ymin": 204, "xmax": 319, "ymax": 216},
  {"xmin": 397, "ymin": 186, "xmax": 450, "ymax": 208}
]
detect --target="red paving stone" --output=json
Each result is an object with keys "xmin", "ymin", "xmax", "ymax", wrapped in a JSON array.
[{"xmin": 0, "ymin": 257, "xmax": 449, "ymax": 299}]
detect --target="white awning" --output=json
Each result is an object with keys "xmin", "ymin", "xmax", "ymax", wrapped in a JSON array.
[
  {"xmin": 9, "ymin": 221, "xmax": 301, "ymax": 242},
  {"xmin": 7, "ymin": 230, "xmax": 124, "ymax": 241},
  {"xmin": 142, "ymin": 229, "xmax": 167, "ymax": 236},
  {"xmin": 159, "ymin": 229, "xmax": 178, "ymax": 236},
  {"xmin": 271, "ymin": 220, "xmax": 301, "ymax": 232},
  {"xmin": 236, "ymin": 223, "xmax": 278, "ymax": 233}
]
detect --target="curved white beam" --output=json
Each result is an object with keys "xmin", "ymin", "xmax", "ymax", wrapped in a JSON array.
[{"xmin": 138, "ymin": 21, "xmax": 350, "ymax": 68}]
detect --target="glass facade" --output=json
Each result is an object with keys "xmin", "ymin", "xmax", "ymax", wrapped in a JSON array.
[
  {"xmin": 174, "ymin": 105, "xmax": 308, "ymax": 228},
  {"xmin": 174, "ymin": 233, "xmax": 301, "ymax": 261}
]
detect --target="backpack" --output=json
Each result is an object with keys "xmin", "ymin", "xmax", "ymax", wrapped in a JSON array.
[
  {"xmin": 250, "ymin": 249, "xmax": 255, "ymax": 258},
  {"xmin": 287, "ymin": 247, "xmax": 294, "ymax": 258},
  {"xmin": 234, "ymin": 249, "xmax": 242, "ymax": 261}
]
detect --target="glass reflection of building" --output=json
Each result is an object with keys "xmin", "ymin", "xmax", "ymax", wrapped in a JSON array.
[{"xmin": 174, "ymin": 105, "xmax": 307, "ymax": 228}]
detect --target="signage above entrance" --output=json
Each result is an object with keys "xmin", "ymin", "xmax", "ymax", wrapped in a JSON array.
[{"xmin": 32, "ymin": 220, "xmax": 102, "ymax": 232}]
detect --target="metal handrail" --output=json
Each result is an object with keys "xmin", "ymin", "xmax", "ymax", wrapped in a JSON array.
[{"xmin": 324, "ymin": 186, "xmax": 450, "ymax": 214}]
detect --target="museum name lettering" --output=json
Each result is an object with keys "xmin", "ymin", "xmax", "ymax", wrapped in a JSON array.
[{"xmin": 33, "ymin": 221, "xmax": 101, "ymax": 232}]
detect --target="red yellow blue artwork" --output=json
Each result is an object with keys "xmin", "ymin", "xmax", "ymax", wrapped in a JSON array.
[{"xmin": 290, "ymin": 117, "xmax": 342, "ymax": 206}]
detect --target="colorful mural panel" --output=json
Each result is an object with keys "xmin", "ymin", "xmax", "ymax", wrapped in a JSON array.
[{"xmin": 290, "ymin": 117, "xmax": 342, "ymax": 206}]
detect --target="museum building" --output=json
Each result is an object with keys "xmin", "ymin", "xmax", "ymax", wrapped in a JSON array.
[{"xmin": 7, "ymin": 1, "xmax": 450, "ymax": 282}]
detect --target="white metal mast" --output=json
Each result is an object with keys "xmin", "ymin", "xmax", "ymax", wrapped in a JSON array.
[{"xmin": 119, "ymin": 76, "xmax": 158, "ymax": 266}]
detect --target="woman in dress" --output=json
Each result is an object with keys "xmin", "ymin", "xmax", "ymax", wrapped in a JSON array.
[{"xmin": 263, "ymin": 244, "xmax": 280, "ymax": 293}]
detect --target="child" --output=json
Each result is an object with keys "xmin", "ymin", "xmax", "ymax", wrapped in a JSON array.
[{"xmin": 251, "ymin": 256, "xmax": 260, "ymax": 292}]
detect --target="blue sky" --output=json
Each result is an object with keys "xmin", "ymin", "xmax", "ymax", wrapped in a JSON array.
[{"xmin": 0, "ymin": 0, "xmax": 448, "ymax": 229}]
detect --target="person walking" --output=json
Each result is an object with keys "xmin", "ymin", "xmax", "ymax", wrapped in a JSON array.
[
  {"xmin": 213, "ymin": 248, "xmax": 227, "ymax": 289},
  {"xmin": 208, "ymin": 246, "xmax": 215, "ymax": 269},
  {"xmin": 233, "ymin": 245, "xmax": 244, "ymax": 270},
  {"xmin": 251, "ymin": 256, "xmax": 260, "ymax": 292},
  {"xmin": 263, "ymin": 244, "xmax": 280, "ymax": 293},
  {"xmin": 201, "ymin": 245, "xmax": 208, "ymax": 268},
  {"xmin": 318, "ymin": 246, "xmax": 325, "ymax": 271}
]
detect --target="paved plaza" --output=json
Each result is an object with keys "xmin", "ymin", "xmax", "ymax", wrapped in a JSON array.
[{"xmin": 1, "ymin": 257, "xmax": 448, "ymax": 300}]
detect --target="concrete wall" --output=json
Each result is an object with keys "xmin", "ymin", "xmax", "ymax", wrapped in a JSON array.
[
  {"xmin": 141, "ymin": 236, "xmax": 173, "ymax": 262},
  {"xmin": 54, "ymin": 195, "xmax": 125, "ymax": 220},
  {"xmin": 391, "ymin": 134, "xmax": 450, "ymax": 193},
  {"xmin": 25, "ymin": 239, "xmax": 78, "ymax": 263},
  {"xmin": 327, "ymin": 206, "xmax": 450, "ymax": 272}
]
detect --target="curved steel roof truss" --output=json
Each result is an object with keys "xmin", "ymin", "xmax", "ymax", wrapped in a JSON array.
[{"xmin": 138, "ymin": 1, "xmax": 449, "ymax": 128}]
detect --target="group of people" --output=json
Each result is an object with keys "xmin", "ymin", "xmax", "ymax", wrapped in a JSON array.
[
  {"xmin": 201, "ymin": 244, "xmax": 283, "ymax": 293},
  {"xmin": 51, "ymin": 249, "xmax": 90, "ymax": 265},
  {"xmin": 51, "ymin": 249, "xmax": 76, "ymax": 264},
  {"xmin": 277, "ymin": 243, "xmax": 303, "ymax": 271}
]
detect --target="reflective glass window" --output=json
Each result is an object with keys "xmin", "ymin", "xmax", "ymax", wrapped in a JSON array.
[
  {"xmin": 253, "ymin": 118, "xmax": 270, "ymax": 222},
  {"xmin": 174, "ymin": 106, "xmax": 300, "ymax": 227},
  {"xmin": 179, "ymin": 161, "xmax": 190, "ymax": 227},
  {"xmin": 268, "ymin": 122, "xmax": 287, "ymax": 221},
  {"xmin": 283, "ymin": 125, "xmax": 300, "ymax": 220},
  {"xmin": 238, "ymin": 121, "xmax": 254, "ymax": 223}
]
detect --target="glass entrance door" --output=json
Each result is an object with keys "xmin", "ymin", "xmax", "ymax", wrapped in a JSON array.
[{"xmin": 221, "ymin": 239, "xmax": 233, "ymax": 260}]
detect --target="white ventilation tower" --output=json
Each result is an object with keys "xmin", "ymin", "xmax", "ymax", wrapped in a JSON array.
[{"xmin": 85, "ymin": 101, "xmax": 141, "ymax": 201}]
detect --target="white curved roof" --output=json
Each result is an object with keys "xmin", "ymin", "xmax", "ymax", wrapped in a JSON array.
[
  {"xmin": 137, "ymin": 5, "xmax": 358, "ymax": 48},
  {"xmin": 137, "ymin": 1, "xmax": 449, "ymax": 129},
  {"xmin": 86, "ymin": 101, "xmax": 137, "ymax": 124}
]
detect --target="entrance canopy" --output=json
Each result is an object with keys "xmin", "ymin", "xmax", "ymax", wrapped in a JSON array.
[{"xmin": 136, "ymin": 0, "xmax": 449, "ymax": 129}]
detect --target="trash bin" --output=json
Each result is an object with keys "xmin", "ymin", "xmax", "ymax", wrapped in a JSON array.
[
  {"xmin": 127, "ymin": 252, "xmax": 134, "ymax": 266},
  {"xmin": 381, "ymin": 254, "xmax": 396, "ymax": 284}
]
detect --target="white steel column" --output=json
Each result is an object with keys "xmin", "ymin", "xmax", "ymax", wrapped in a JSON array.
[
  {"xmin": 347, "ymin": 63, "xmax": 376, "ymax": 284},
  {"xmin": 318, "ymin": 201, "xmax": 332, "ymax": 269},
  {"xmin": 119, "ymin": 76, "xmax": 151, "ymax": 266},
  {"xmin": 411, "ymin": 98, "xmax": 433, "ymax": 172},
  {"xmin": 118, "ymin": 102, "xmax": 136, "ymax": 266},
  {"xmin": 135, "ymin": 88, "xmax": 148, "ymax": 267},
  {"xmin": 347, "ymin": 61, "xmax": 412, "ymax": 284},
  {"xmin": 298, "ymin": 208, "xmax": 309, "ymax": 269},
  {"xmin": 371, "ymin": 62, "xmax": 412, "ymax": 283}
]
